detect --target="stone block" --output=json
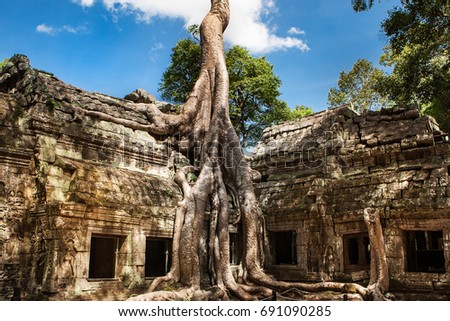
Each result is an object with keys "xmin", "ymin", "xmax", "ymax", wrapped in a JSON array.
[
  {"xmin": 403, "ymin": 108, "xmax": 420, "ymax": 119},
  {"xmin": 413, "ymin": 170, "xmax": 430, "ymax": 181},
  {"xmin": 398, "ymin": 159, "xmax": 424, "ymax": 171},
  {"xmin": 366, "ymin": 137, "xmax": 378, "ymax": 147},
  {"xmin": 362, "ymin": 156, "xmax": 376, "ymax": 167},
  {"xmin": 401, "ymin": 137, "xmax": 417, "ymax": 150},
  {"xmin": 375, "ymin": 153, "xmax": 391, "ymax": 166},
  {"xmin": 400, "ymin": 278, "xmax": 435, "ymax": 291},
  {"xmin": 435, "ymin": 143, "xmax": 450, "ymax": 156},
  {"xmin": 434, "ymin": 281, "xmax": 450, "ymax": 292},
  {"xmin": 37, "ymin": 135, "xmax": 57, "ymax": 163},
  {"xmin": 416, "ymin": 133, "xmax": 434, "ymax": 146}
]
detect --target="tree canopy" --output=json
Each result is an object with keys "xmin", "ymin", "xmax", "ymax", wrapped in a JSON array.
[
  {"xmin": 379, "ymin": 0, "xmax": 450, "ymax": 131},
  {"xmin": 159, "ymin": 39, "xmax": 202, "ymax": 104},
  {"xmin": 352, "ymin": 0, "xmax": 376, "ymax": 12},
  {"xmin": 226, "ymin": 46, "xmax": 292, "ymax": 146},
  {"xmin": 159, "ymin": 35, "xmax": 304, "ymax": 147},
  {"xmin": 283, "ymin": 105, "xmax": 314, "ymax": 121},
  {"xmin": 347, "ymin": 0, "xmax": 450, "ymax": 131},
  {"xmin": 327, "ymin": 59, "xmax": 393, "ymax": 111}
]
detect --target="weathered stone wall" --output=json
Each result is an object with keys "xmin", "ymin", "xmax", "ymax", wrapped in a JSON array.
[
  {"xmin": 252, "ymin": 106, "xmax": 450, "ymax": 297},
  {"xmin": 0, "ymin": 55, "xmax": 182, "ymax": 300},
  {"xmin": 1, "ymin": 54, "xmax": 449, "ymax": 300}
]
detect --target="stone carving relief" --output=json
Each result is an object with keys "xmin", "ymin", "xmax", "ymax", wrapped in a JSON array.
[
  {"xmin": 321, "ymin": 245, "xmax": 335, "ymax": 281},
  {"xmin": 1, "ymin": 183, "xmax": 26, "ymax": 264},
  {"xmin": 56, "ymin": 235, "xmax": 79, "ymax": 289},
  {"xmin": 27, "ymin": 217, "xmax": 50, "ymax": 292}
]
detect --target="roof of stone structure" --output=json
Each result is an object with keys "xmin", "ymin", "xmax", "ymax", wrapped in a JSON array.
[
  {"xmin": 251, "ymin": 102, "xmax": 450, "ymax": 219},
  {"xmin": 0, "ymin": 54, "xmax": 175, "ymax": 132},
  {"xmin": 0, "ymin": 54, "xmax": 182, "ymax": 218},
  {"xmin": 252, "ymin": 104, "xmax": 447, "ymax": 177}
]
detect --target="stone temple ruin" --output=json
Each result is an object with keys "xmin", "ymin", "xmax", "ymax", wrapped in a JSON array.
[{"xmin": 0, "ymin": 55, "xmax": 449, "ymax": 300}]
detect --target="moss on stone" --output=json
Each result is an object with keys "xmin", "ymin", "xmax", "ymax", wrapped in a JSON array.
[{"xmin": 0, "ymin": 58, "xmax": 9, "ymax": 69}]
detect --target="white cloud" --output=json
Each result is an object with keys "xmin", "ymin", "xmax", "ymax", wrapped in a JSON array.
[
  {"xmin": 73, "ymin": 0, "xmax": 309, "ymax": 54},
  {"xmin": 63, "ymin": 25, "xmax": 78, "ymax": 34},
  {"xmin": 36, "ymin": 23, "xmax": 89, "ymax": 35},
  {"xmin": 288, "ymin": 27, "xmax": 305, "ymax": 36},
  {"xmin": 150, "ymin": 43, "xmax": 164, "ymax": 52},
  {"xmin": 72, "ymin": 0, "xmax": 95, "ymax": 7},
  {"xmin": 36, "ymin": 24, "xmax": 55, "ymax": 35},
  {"xmin": 149, "ymin": 42, "xmax": 165, "ymax": 62}
]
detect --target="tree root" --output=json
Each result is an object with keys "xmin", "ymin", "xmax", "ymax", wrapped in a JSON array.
[{"xmin": 128, "ymin": 286, "xmax": 227, "ymax": 301}]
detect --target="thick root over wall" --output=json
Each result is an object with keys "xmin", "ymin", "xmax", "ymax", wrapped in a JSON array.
[{"xmin": 127, "ymin": 0, "xmax": 391, "ymax": 301}]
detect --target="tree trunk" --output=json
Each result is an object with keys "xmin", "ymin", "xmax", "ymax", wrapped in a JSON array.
[{"xmin": 364, "ymin": 208, "xmax": 390, "ymax": 300}]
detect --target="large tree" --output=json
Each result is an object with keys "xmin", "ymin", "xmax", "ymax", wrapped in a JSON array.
[
  {"xmin": 380, "ymin": 0, "xmax": 450, "ymax": 131},
  {"xmin": 159, "ymin": 39, "xmax": 202, "ymax": 105},
  {"xmin": 159, "ymin": 35, "xmax": 292, "ymax": 147},
  {"xmin": 226, "ymin": 46, "xmax": 290, "ymax": 146},
  {"xmin": 120, "ymin": 0, "xmax": 390, "ymax": 301},
  {"xmin": 327, "ymin": 59, "xmax": 393, "ymax": 111},
  {"xmin": 352, "ymin": 0, "xmax": 450, "ymax": 131}
]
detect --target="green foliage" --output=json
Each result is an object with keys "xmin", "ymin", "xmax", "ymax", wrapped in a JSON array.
[
  {"xmin": 327, "ymin": 59, "xmax": 394, "ymax": 111},
  {"xmin": 378, "ymin": 0, "xmax": 450, "ymax": 130},
  {"xmin": 351, "ymin": 0, "xmax": 450, "ymax": 130},
  {"xmin": 163, "ymin": 188, "xmax": 175, "ymax": 198},
  {"xmin": 187, "ymin": 24, "xmax": 200, "ymax": 42},
  {"xmin": 226, "ymin": 46, "xmax": 290, "ymax": 146},
  {"xmin": 159, "ymin": 32, "xmax": 296, "ymax": 146},
  {"xmin": 421, "ymin": 91, "xmax": 450, "ymax": 134},
  {"xmin": 46, "ymin": 97, "xmax": 60, "ymax": 112},
  {"xmin": 163, "ymin": 283, "xmax": 181, "ymax": 292},
  {"xmin": 352, "ymin": 0, "xmax": 376, "ymax": 12},
  {"xmin": 159, "ymin": 39, "xmax": 201, "ymax": 104},
  {"xmin": 0, "ymin": 58, "xmax": 9, "ymax": 69},
  {"xmin": 282, "ymin": 105, "xmax": 314, "ymax": 121}
]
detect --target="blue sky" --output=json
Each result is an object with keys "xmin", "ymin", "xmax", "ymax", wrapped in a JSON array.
[{"xmin": 0, "ymin": 0, "xmax": 400, "ymax": 112}]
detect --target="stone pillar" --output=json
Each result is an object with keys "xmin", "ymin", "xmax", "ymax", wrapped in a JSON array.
[
  {"xmin": 444, "ymin": 228, "xmax": 450, "ymax": 274},
  {"xmin": 130, "ymin": 228, "xmax": 146, "ymax": 287},
  {"xmin": 384, "ymin": 226, "xmax": 405, "ymax": 277}
]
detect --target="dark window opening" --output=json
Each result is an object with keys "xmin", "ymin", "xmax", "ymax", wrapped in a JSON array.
[
  {"xmin": 347, "ymin": 238, "xmax": 359, "ymax": 265},
  {"xmin": 343, "ymin": 233, "xmax": 370, "ymax": 272},
  {"xmin": 406, "ymin": 230, "xmax": 445, "ymax": 273},
  {"xmin": 89, "ymin": 236, "xmax": 121, "ymax": 279},
  {"xmin": 0, "ymin": 182, "xmax": 5, "ymax": 198},
  {"xmin": 145, "ymin": 238, "xmax": 172, "ymax": 278},
  {"xmin": 36, "ymin": 252, "xmax": 45, "ymax": 285},
  {"xmin": 447, "ymin": 165, "xmax": 450, "ymax": 176},
  {"xmin": 269, "ymin": 231, "xmax": 297, "ymax": 265},
  {"xmin": 230, "ymin": 232, "xmax": 243, "ymax": 265}
]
